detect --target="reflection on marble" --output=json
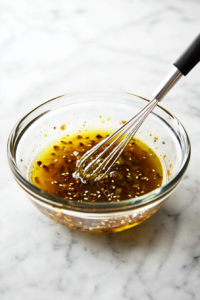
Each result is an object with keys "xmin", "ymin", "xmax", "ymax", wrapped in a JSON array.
[{"xmin": 1, "ymin": 0, "xmax": 200, "ymax": 299}]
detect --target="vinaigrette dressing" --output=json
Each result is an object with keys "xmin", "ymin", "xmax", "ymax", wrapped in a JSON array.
[{"xmin": 30, "ymin": 129, "xmax": 164, "ymax": 202}]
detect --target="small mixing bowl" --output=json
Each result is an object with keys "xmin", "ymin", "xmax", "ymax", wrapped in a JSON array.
[{"xmin": 7, "ymin": 91, "xmax": 190, "ymax": 233}]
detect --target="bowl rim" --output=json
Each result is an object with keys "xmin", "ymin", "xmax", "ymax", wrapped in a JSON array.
[{"xmin": 7, "ymin": 91, "xmax": 191, "ymax": 213}]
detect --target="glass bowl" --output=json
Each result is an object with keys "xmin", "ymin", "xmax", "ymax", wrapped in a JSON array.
[{"xmin": 7, "ymin": 91, "xmax": 190, "ymax": 233}]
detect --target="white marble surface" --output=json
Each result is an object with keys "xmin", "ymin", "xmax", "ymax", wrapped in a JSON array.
[{"xmin": 1, "ymin": 0, "xmax": 200, "ymax": 299}]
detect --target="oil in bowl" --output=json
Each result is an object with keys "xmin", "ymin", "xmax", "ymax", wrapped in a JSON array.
[{"xmin": 30, "ymin": 129, "xmax": 166, "ymax": 203}]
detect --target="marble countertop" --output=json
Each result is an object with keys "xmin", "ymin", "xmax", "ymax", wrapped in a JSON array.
[{"xmin": 1, "ymin": 0, "xmax": 200, "ymax": 299}]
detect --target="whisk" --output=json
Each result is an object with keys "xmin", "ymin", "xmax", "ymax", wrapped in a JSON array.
[{"xmin": 75, "ymin": 34, "xmax": 200, "ymax": 183}]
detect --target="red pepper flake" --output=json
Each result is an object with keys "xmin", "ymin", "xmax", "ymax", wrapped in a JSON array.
[
  {"xmin": 51, "ymin": 153, "xmax": 56, "ymax": 156},
  {"xmin": 111, "ymin": 173, "xmax": 119, "ymax": 178},
  {"xmin": 35, "ymin": 177, "xmax": 39, "ymax": 183},
  {"xmin": 68, "ymin": 141, "xmax": 72, "ymax": 144},
  {"xmin": 60, "ymin": 124, "xmax": 66, "ymax": 130},
  {"xmin": 37, "ymin": 161, "xmax": 42, "ymax": 166},
  {"xmin": 80, "ymin": 142, "xmax": 84, "ymax": 146},
  {"xmin": 61, "ymin": 140, "xmax": 67, "ymax": 144},
  {"xmin": 96, "ymin": 134, "xmax": 103, "ymax": 138},
  {"xmin": 54, "ymin": 145, "xmax": 59, "ymax": 150},
  {"xmin": 77, "ymin": 135, "xmax": 83, "ymax": 139},
  {"xmin": 53, "ymin": 127, "xmax": 56, "ymax": 130},
  {"xmin": 20, "ymin": 159, "xmax": 23, "ymax": 162},
  {"xmin": 126, "ymin": 186, "xmax": 132, "ymax": 190},
  {"xmin": 43, "ymin": 165, "xmax": 49, "ymax": 171},
  {"xmin": 85, "ymin": 137, "xmax": 89, "ymax": 139}
]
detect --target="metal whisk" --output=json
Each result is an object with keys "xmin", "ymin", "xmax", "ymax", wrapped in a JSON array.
[{"xmin": 75, "ymin": 34, "xmax": 200, "ymax": 183}]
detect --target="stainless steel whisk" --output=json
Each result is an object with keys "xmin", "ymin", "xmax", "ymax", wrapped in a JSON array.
[{"xmin": 75, "ymin": 34, "xmax": 200, "ymax": 183}]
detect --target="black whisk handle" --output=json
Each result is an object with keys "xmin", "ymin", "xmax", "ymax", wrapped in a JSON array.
[{"xmin": 173, "ymin": 33, "xmax": 200, "ymax": 76}]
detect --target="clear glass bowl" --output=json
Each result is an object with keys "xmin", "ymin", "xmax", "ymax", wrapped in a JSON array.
[{"xmin": 7, "ymin": 92, "xmax": 190, "ymax": 233}]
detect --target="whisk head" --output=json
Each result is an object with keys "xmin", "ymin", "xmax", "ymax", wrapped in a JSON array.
[{"xmin": 74, "ymin": 99, "xmax": 158, "ymax": 183}]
